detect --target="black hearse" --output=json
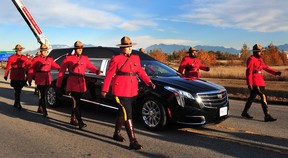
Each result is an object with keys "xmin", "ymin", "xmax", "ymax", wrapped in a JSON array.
[{"xmin": 46, "ymin": 47, "xmax": 229, "ymax": 130}]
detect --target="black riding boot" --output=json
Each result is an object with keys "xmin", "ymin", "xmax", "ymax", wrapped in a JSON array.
[
  {"xmin": 261, "ymin": 102, "xmax": 277, "ymax": 122},
  {"xmin": 241, "ymin": 100, "xmax": 253, "ymax": 119},
  {"xmin": 113, "ymin": 116, "xmax": 125, "ymax": 142},
  {"xmin": 37, "ymin": 99, "xmax": 43, "ymax": 113},
  {"xmin": 70, "ymin": 109, "xmax": 79, "ymax": 126},
  {"xmin": 14, "ymin": 91, "xmax": 22, "ymax": 110},
  {"xmin": 126, "ymin": 119, "xmax": 142, "ymax": 150},
  {"xmin": 42, "ymin": 105, "xmax": 48, "ymax": 117},
  {"xmin": 75, "ymin": 108, "xmax": 86, "ymax": 129}
]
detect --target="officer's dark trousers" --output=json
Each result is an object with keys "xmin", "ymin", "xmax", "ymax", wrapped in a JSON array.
[
  {"xmin": 13, "ymin": 86, "xmax": 22, "ymax": 106},
  {"xmin": 37, "ymin": 85, "xmax": 49, "ymax": 115},
  {"xmin": 243, "ymin": 86, "xmax": 269, "ymax": 116},
  {"xmin": 70, "ymin": 92, "xmax": 84, "ymax": 124},
  {"xmin": 11, "ymin": 80, "xmax": 26, "ymax": 106}
]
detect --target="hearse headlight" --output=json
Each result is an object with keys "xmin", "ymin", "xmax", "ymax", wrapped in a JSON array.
[{"xmin": 164, "ymin": 86, "xmax": 195, "ymax": 107}]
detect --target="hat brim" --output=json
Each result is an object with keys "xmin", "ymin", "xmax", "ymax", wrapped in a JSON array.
[
  {"xmin": 74, "ymin": 46, "xmax": 84, "ymax": 49},
  {"xmin": 187, "ymin": 50, "xmax": 198, "ymax": 53},
  {"xmin": 13, "ymin": 48, "xmax": 25, "ymax": 51},
  {"xmin": 252, "ymin": 49, "xmax": 266, "ymax": 52},
  {"xmin": 117, "ymin": 43, "xmax": 137, "ymax": 47}
]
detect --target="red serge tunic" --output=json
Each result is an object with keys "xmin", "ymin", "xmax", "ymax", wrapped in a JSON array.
[
  {"xmin": 178, "ymin": 57, "xmax": 209, "ymax": 79},
  {"xmin": 246, "ymin": 56, "xmax": 277, "ymax": 87},
  {"xmin": 4, "ymin": 54, "xmax": 30, "ymax": 80},
  {"xmin": 28, "ymin": 56, "xmax": 60, "ymax": 85},
  {"xmin": 102, "ymin": 54, "xmax": 151, "ymax": 97},
  {"xmin": 56, "ymin": 54, "xmax": 98, "ymax": 93}
]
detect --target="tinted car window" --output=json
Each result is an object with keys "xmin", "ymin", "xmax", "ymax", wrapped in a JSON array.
[
  {"xmin": 90, "ymin": 60, "xmax": 102, "ymax": 71},
  {"xmin": 141, "ymin": 60, "xmax": 178, "ymax": 77}
]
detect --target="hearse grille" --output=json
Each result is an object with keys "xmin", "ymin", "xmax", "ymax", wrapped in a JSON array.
[{"xmin": 197, "ymin": 90, "xmax": 228, "ymax": 108}]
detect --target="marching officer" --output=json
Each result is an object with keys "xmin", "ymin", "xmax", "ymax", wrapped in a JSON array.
[
  {"xmin": 28, "ymin": 44, "xmax": 60, "ymax": 117},
  {"xmin": 178, "ymin": 47, "xmax": 210, "ymax": 79},
  {"xmin": 4, "ymin": 44, "xmax": 30, "ymax": 110},
  {"xmin": 101, "ymin": 36, "xmax": 156, "ymax": 150},
  {"xmin": 241, "ymin": 44, "xmax": 281, "ymax": 122},
  {"xmin": 56, "ymin": 40, "xmax": 102, "ymax": 129}
]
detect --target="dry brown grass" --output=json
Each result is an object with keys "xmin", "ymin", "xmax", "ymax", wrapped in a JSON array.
[{"xmin": 201, "ymin": 65, "xmax": 288, "ymax": 81}]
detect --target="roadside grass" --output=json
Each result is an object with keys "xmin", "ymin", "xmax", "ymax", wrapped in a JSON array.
[{"xmin": 201, "ymin": 65, "xmax": 288, "ymax": 81}]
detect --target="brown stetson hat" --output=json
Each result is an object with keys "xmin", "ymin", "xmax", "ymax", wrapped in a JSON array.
[
  {"xmin": 187, "ymin": 47, "xmax": 198, "ymax": 53},
  {"xmin": 116, "ymin": 36, "xmax": 137, "ymax": 47},
  {"xmin": 252, "ymin": 44, "xmax": 265, "ymax": 52},
  {"xmin": 74, "ymin": 40, "xmax": 84, "ymax": 49},
  {"xmin": 40, "ymin": 44, "xmax": 49, "ymax": 51},
  {"xmin": 13, "ymin": 44, "xmax": 25, "ymax": 51}
]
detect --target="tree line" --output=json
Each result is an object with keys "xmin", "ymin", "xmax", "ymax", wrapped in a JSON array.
[{"xmin": 147, "ymin": 43, "xmax": 288, "ymax": 66}]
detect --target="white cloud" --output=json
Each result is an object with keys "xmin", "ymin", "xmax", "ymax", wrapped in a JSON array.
[
  {"xmin": 179, "ymin": 0, "xmax": 288, "ymax": 32},
  {"xmin": 0, "ymin": 0, "xmax": 157, "ymax": 31},
  {"xmin": 118, "ymin": 20, "xmax": 156, "ymax": 31}
]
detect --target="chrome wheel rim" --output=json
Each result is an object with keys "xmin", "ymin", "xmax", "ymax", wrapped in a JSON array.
[
  {"xmin": 142, "ymin": 100, "xmax": 161, "ymax": 127},
  {"xmin": 47, "ymin": 87, "xmax": 56, "ymax": 105}
]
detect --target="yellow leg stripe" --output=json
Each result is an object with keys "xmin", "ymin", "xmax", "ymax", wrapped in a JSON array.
[
  {"xmin": 262, "ymin": 94, "xmax": 267, "ymax": 104},
  {"xmin": 257, "ymin": 87, "xmax": 267, "ymax": 104},
  {"xmin": 115, "ymin": 96, "xmax": 127, "ymax": 121},
  {"xmin": 71, "ymin": 96, "xmax": 77, "ymax": 109}
]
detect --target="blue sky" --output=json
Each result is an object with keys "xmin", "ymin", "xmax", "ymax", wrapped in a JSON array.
[{"xmin": 0, "ymin": 0, "xmax": 287, "ymax": 51}]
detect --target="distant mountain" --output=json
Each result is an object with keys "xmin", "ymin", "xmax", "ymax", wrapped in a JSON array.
[
  {"xmin": 278, "ymin": 44, "xmax": 288, "ymax": 51},
  {"xmin": 146, "ymin": 44, "xmax": 240, "ymax": 54}
]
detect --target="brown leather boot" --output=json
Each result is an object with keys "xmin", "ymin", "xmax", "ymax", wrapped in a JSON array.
[
  {"xmin": 37, "ymin": 106, "xmax": 43, "ymax": 113},
  {"xmin": 70, "ymin": 113, "xmax": 79, "ymax": 126},
  {"xmin": 42, "ymin": 107, "xmax": 48, "ymax": 117},
  {"xmin": 126, "ymin": 119, "xmax": 143, "ymax": 150},
  {"xmin": 113, "ymin": 116, "xmax": 125, "ymax": 142}
]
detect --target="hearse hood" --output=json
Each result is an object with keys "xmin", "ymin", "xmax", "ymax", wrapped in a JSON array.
[{"xmin": 151, "ymin": 76, "xmax": 226, "ymax": 94}]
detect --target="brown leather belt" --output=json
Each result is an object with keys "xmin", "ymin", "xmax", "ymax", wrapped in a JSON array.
[
  {"xmin": 36, "ymin": 70, "xmax": 50, "ymax": 73},
  {"xmin": 252, "ymin": 70, "xmax": 262, "ymax": 74},
  {"xmin": 69, "ymin": 72, "xmax": 84, "ymax": 77},
  {"xmin": 190, "ymin": 68, "xmax": 199, "ymax": 71},
  {"xmin": 12, "ymin": 67, "xmax": 24, "ymax": 70},
  {"xmin": 116, "ymin": 71, "xmax": 136, "ymax": 76}
]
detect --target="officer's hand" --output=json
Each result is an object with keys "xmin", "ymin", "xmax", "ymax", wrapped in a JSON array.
[
  {"xmin": 4, "ymin": 76, "xmax": 7, "ymax": 81},
  {"xmin": 206, "ymin": 67, "xmax": 210, "ymax": 71},
  {"xmin": 101, "ymin": 92, "xmax": 107, "ymax": 98},
  {"xmin": 28, "ymin": 81, "xmax": 32, "ymax": 86},
  {"xmin": 96, "ymin": 70, "xmax": 103, "ymax": 75},
  {"xmin": 275, "ymin": 71, "xmax": 281, "ymax": 76},
  {"xmin": 149, "ymin": 82, "xmax": 156, "ymax": 89},
  {"xmin": 248, "ymin": 85, "xmax": 253, "ymax": 90}
]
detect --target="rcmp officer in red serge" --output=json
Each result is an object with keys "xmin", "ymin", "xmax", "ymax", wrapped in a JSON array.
[
  {"xmin": 101, "ymin": 36, "xmax": 156, "ymax": 150},
  {"xmin": 178, "ymin": 47, "xmax": 210, "ymax": 79},
  {"xmin": 241, "ymin": 44, "xmax": 281, "ymax": 122},
  {"xmin": 28, "ymin": 44, "xmax": 60, "ymax": 117},
  {"xmin": 4, "ymin": 44, "xmax": 30, "ymax": 110},
  {"xmin": 56, "ymin": 40, "xmax": 102, "ymax": 129}
]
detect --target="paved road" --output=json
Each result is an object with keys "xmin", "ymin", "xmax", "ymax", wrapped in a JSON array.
[{"xmin": 0, "ymin": 70, "xmax": 287, "ymax": 158}]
